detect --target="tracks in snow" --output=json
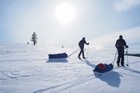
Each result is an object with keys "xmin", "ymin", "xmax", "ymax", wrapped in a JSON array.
[
  {"xmin": 34, "ymin": 74, "xmax": 95, "ymax": 93},
  {"xmin": 0, "ymin": 71, "xmax": 31, "ymax": 80},
  {"xmin": 33, "ymin": 65, "xmax": 140, "ymax": 93}
]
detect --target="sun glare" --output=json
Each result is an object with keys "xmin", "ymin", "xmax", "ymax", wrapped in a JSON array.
[{"xmin": 55, "ymin": 3, "xmax": 76, "ymax": 24}]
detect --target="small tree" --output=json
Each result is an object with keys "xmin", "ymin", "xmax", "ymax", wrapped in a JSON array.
[{"xmin": 31, "ymin": 32, "xmax": 37, "ymax": 45}]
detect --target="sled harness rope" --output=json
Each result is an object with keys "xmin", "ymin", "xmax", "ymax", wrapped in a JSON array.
[
  {"xmin": 68, "ymin": 47, "xmax": 80, "ymax": 57},
  {"xmin": 111, "ymin": 50, "xmax": 118, "ymax": 66}
]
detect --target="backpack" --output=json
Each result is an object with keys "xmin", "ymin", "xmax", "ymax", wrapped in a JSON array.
[{"xmin": 98, "ymin": 63, "xmax": 105, "ymax": 70}]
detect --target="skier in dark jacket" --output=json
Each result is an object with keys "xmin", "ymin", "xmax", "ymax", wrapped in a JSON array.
[
  {"xmin": 115, "ymin": 35, "xmax": 128, "ymax": 67},
  {"xmin": 78, "ymin": 37, "xmax": 89, "ymax": 59}
]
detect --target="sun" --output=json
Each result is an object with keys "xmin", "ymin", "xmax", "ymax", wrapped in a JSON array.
[{"xmin": 55, "ymin": 3, "xmax": 76, "ymax": 24}]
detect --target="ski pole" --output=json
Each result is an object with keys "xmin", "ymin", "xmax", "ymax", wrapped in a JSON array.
[
  {"xmin": 86, "ymin": 45, "xmax": 89, "ymax": 59},
  {"xmin": 126, "ymin": 48, "xmax": 129, "ymax": 66}
]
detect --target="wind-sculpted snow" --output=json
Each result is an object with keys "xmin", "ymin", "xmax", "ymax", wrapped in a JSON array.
[{"xmin": 0, "ymin": 43, "xmax": 140, "ymax": 93}]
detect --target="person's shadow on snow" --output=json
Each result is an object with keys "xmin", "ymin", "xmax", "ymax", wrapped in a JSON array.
[
  {"xmin": 95, "ymin": 71, "xmax": 122, "ymax": 87},
  {"xmin": 84, "ymin": 59, "xmax": 96, "ymax": 68}
]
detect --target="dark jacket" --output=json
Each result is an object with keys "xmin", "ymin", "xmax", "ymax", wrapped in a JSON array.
[
  {"xmin": 79, "ymin": 38, "xmax": 88, "ymax": 49},
  {"xmin": 115, "ymin": 38, "xmax": 128, "ymax": 49}
]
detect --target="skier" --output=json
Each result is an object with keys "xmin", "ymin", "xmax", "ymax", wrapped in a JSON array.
[
  {"xmin": 78, "ymin": 37, "xmax": 89, "ymax": 59},
  {"xmin": 115, "ymin": 35, "xmax": 128, "ymax": 67}
]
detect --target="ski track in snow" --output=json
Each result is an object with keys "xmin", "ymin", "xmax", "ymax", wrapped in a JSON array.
[
  {"xmin": 0, "ymin": 71, "xmax": 31, "ymax": 80},
  {"xmin": 33, "ymin": 74, "xmax": 95, "ymax": 93},
  {"xmin": 0, "ymin": 59, "xmax": 47, "ymax": 63},
  {"xmin": 33, "ymin": 67, "xmax": 119, "ymax": 93},
  {"xmin": 33, "ymin": 64, "xmax": 140, "ymax": 93}
]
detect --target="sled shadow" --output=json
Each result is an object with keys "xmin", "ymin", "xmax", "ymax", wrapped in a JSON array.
[
  {"xmin": 47, "ymin": 58, "xmax": 68, "ymax": 63},
  {"xmin": 95, "ymin": 71, "xmax": 122, "ymax": 87}
]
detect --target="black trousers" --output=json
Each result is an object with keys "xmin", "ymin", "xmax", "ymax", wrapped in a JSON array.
[
  {"xmin": 78, "ymin": 48, "xmax": 85, "ymax": 58},
  {"xmin": 117, "ymin": 48, "xmax": 124, "ymax": 66}
]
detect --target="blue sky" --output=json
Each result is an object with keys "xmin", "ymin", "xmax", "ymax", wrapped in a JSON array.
[{"xmin": 0, "ymin": 0, "xmax": 140, "ymax": 48}]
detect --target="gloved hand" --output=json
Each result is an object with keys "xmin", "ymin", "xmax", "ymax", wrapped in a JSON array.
[
  {"xmin": 126, "ymin": 45, "xmax": 129, "ymax": 48},
  {"xmin": 87, "ymin": 43, "xmax": 89, "ymax": 45}
]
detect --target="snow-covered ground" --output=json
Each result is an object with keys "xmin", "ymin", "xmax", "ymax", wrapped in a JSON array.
[{"xmin": 0, "ymin": 43, "xmax": 140, "ymax": 93}]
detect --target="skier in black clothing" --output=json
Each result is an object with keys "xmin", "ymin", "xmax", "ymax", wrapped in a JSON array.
[
  {"xmin": 78, "ymin": 37, "xmax": 89, "ymax": 59},
  {"xmin": 115, "ymin": 35, "xmax": 128, "ymax": 67}
]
